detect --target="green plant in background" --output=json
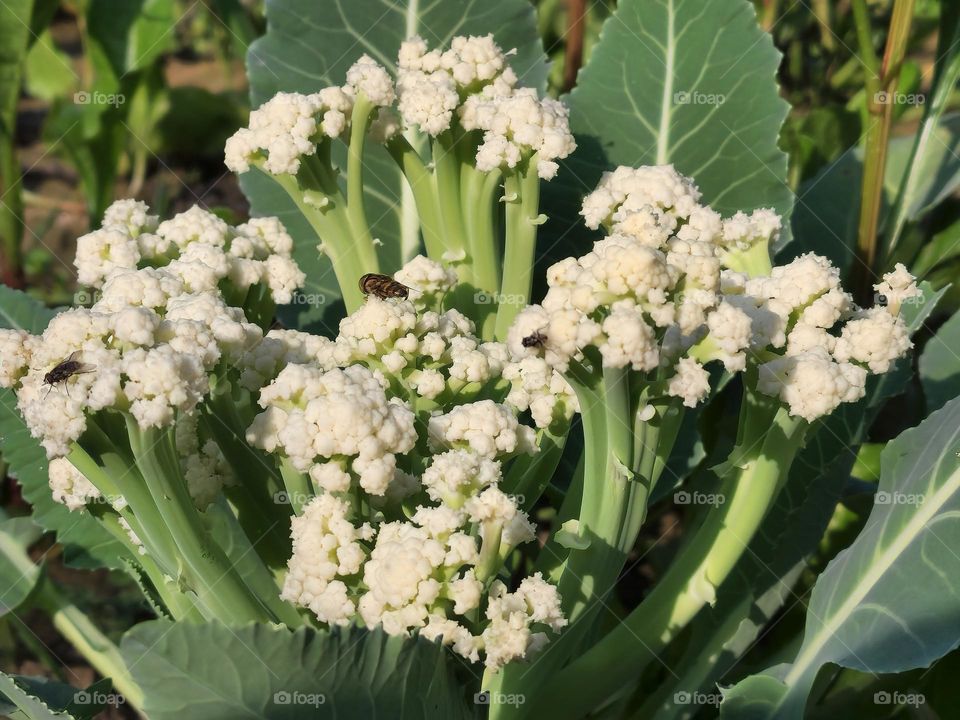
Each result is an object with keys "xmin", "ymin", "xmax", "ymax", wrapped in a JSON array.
[{"xmin": 0, "ymin": 1, "xmax": 959, "ymax": 719}]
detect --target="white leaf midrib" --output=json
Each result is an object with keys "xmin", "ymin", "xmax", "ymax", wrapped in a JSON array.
[{"xmin": 656, "ymin": 0, "xmax": 676, "ymax": 165}]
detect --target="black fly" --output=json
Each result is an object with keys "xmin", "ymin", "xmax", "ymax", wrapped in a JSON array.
[
  {"xmin": 521, "ymin": 331, "xmax": 547, "ymax": 349},
  {"xmin": 43, "ymin": 351, "xmax": 96, "ymax": 398}
]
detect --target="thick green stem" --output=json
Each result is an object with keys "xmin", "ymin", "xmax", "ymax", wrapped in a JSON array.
[
  {"xmin": 494, "ymin": 161, "xmax": 541, "ymax": 340},
  {"xmin": 386, "ymin": 135, "xmax": 446, "ymax": 260},
  {"xmin": 345, "ymin": 95, "xmax": 381, "ymax": 272},
  {"xmin": 530, "ymin": 402, "xmax": 807, "ymax": 720},
  {"xmin": 266, "ymin": 150, "xmax": 369, "ymax": 310},
  {"xmin": 69, "ymin": 434, "xmax": 181, "ymax": 579},
  {"xmin": 471, "ymin": 168, "xmax": 504, "ymax": 339},
  {"xmin": 495, "ymin": 166, "xmax": 542, "ymax": 341},
  {"xmin": 851, "ymin": 0, "xmax": 916, "ymax": 302},
  {"xmin": 434, "ymin": 132, "xmax": 469, "ymax": 278},
  {"xmin": 126, "ymin": 418, "xmax": 271, "ymax": 624}
]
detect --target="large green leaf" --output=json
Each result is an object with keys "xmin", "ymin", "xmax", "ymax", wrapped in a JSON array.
[
  {"xmin": 720, "ymin": 395, "xmax": 960, "ymax": 720},
  {"xmin": 920, "ymin": 308, "xmax": 960, "ymax": 413},
  {"xmin": 791, "ymin": 114, "xmax": 960, "ymax": 272},
  {"xmin": 123, "ymin": 620, "xmax": 475, "ymax": 719},
  {"xmin": 539, "ymin": 0, "xmax": 792, "ymax": 275},
  {"xmin": 243, "ymin": 0, "xmax": 547, "ymax": 331},
  {"xmin": 0, "ymin": 289, "xmax": 128, "ymax": 570}
]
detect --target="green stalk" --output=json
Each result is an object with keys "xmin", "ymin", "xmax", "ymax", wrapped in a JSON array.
[
  {"xmin": 125, "ymin": 418, "xmax": 272, "ymax": 624},
  {"xmin": 279, "ymin": 457, "xmax": 312, "ymax": 514},
  {"xmin": 530, "ymin": 401, "xmax": 807, "ymax": 720},
  {"xmin": 68, "ymin": 436, "xmax": 181, "ymax": 580},
  {"xmin": 490, "ymin": 363, "xmax": 630, "ymax": 711},
  {"xmin": 434, "ymin": 131, "xmax": 470, "ymax": 279},
  {"xmin": 34, "ymin": 580, "xmax": 145, "ymax": 711},
  {"xmin": 345, "ymin": 95, "xmax": 381, "ymax": 271},
  {"xmin": 386, "ymin": 135, "xmax": 446, "ymax": 260},
  {"xmin": 851, "ymin": 0, "xmax": 916, "ymax": 302},
  {"xmin": 494, "ymin": 159, "xmax": 542, "ymax": 340},
  {"xmin": 97, "ymin": 513, "xmax": 203, "ymax": 622},
  {"xmin": 471, "ymin": 168, "xmax": 504, "ymax": 339}
]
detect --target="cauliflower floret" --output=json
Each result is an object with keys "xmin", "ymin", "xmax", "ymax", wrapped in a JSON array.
[
  {"xmin": 281, "ymin": 494, "xmax": 372, "ymax": 625},
  {"xmin": 225, "ymin": 89, "xmax": 353, "ymax": 174},
  {"xmin": 428, "ymin": 400, "xmax": 537, "ymax": 458},
  {"xmin": 874, "ymin": 263, "xmax": 921, "ymax": 314},
  {"xmin": 0, "ymin": 329, "xmax": 33, "ymax": 388},
  {"xmin": 481, "ymin": 573, "xmax": 566, "ymax": 670},
  {"xmin": 250, "ymin": 364, "xmax": 417, "ymax": 495},
  {"xmin": 667, "ymin": 357, "xmax": 711, "ymax": 408},
  {"xmin": 48, "ymin": 457, "xmax": 101, "ymax": 511},
  {"xmin": 833, "ymin": 308, "xmax": 912, "ymax": 374},
  {"xmin": 345, "ymin": 55, "xmax": 395, "ymax": 106},
  {"xmin": 757, "ymin": 347, "xmax": 867, "ymax": 421}
]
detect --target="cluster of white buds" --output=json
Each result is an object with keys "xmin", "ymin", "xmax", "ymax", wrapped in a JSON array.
[
  {"xmin": 74, "ymin": 200, "xmax": 304, "ymax": 303},
  {"xmin": 279, "ymin": 435, "xmax": 563, "ymax": 669},
  {"xmin": 0, "ymin": 200, "xmax": 304, "ymax": 489},
  {"xmin": 509, "ymin": 165, "xmax": 917, "ymax": 418},
  {"xmin": 226, "ymin": 35, "xmax": 575, "ymax": 181}
]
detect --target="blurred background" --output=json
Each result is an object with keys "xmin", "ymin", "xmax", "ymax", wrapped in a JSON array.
[{"xmin": 0, "ymin": 1, "xmax": 956, "ymax": 717}]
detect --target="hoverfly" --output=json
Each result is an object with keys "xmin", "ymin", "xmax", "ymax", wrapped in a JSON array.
[
  {"xmin": 521, "ymin": 330, "xmax": 547, "ymax": 349},
  {"xmin": 43, "ymin": 351, "xmax": 96, "ymax": 398},
  {"xmin": 359, "ymin": 273, "xmax": 411, "ymax": 300}
]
